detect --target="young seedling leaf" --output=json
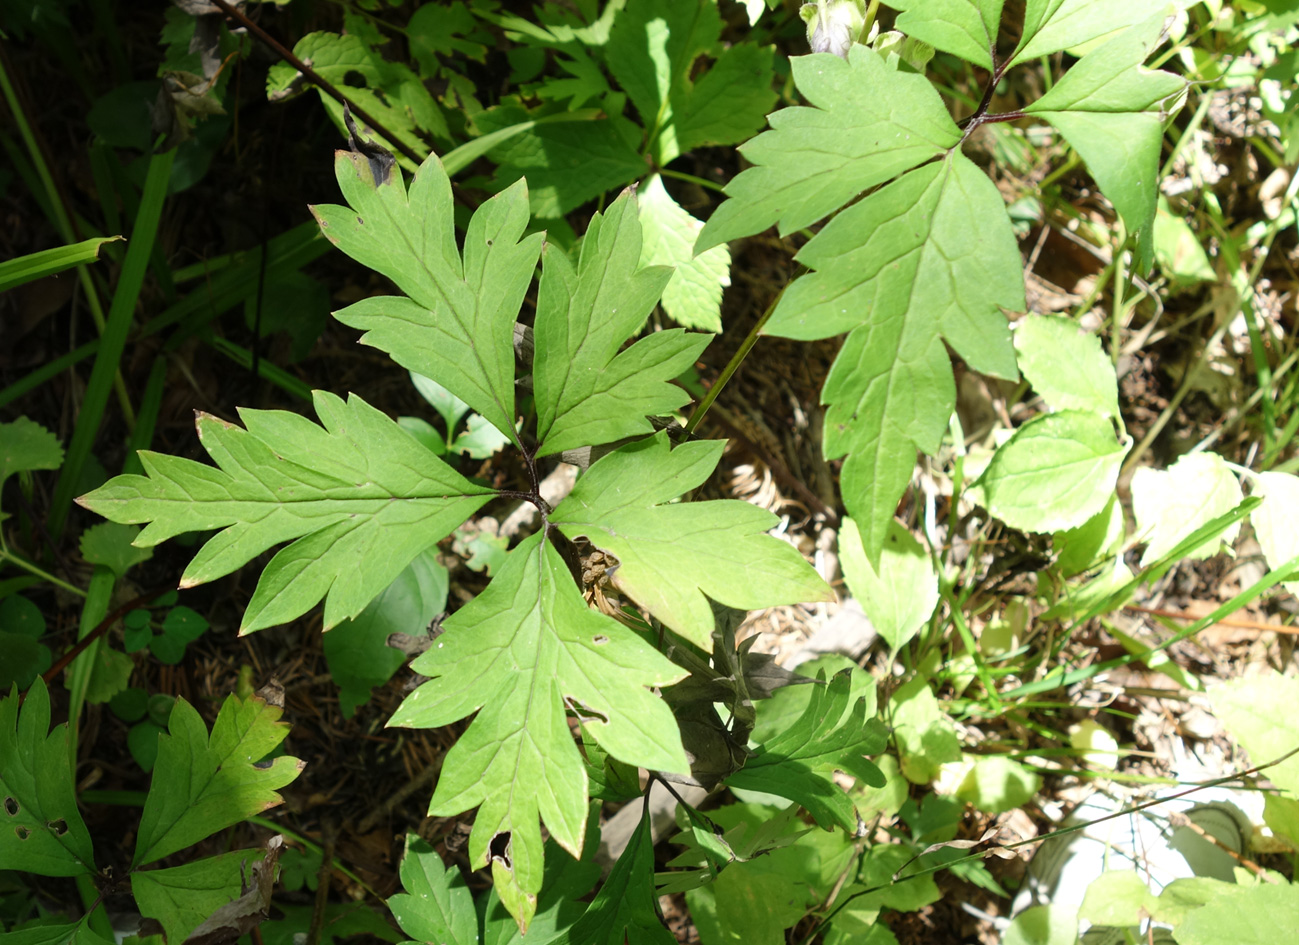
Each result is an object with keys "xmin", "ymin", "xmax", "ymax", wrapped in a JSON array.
[
  {"xmin": 726, "ymin": 671, "xmax": 888, "ymax": 831},
  {"xmin": 77, "ymin": 391, "xmax": 492, "ymax": 633},
  {"xmin": 532, "ymin": 190, "xmax": 710, "ymax": 457},
  {"xmin": 557, "ymin": 806, "xmax": 676, "ymax": 945},
  {"xmin": 0, "ymin": 678, "xmax": 96, "ymax": 877},
  {"xmin": 1023, "ymin": 13, "xmax": 1186, "ymax": 272},
  {"xmin": 889, "ymin": 0, "xmax": 1004, "ymax": 70},
  {"xmin": 323, "ymin": 548, "xmax": 448, "ymax": 718},
  {"xmin": 0, "ymin": 417, "xmax": 64, "ymax": 511},
  {"xmin": 977, "ymin": 411, "xmax": 1128, "ymax": 533},
  {"xmin": 765, "ymin": 152, "xmax": 1023, "ymax": 560},
  {"xmin": 839, "ymin": 517, "xmax": 939, "ymax": 653},
  {"xmin": 387, "ymin": 834, "xmax": 477, "ymax": 945},
  {"xmin": 79, "ymin": 522, "xmax": 153, "ymax": 580},
  {"xmin": 133, "ymin": 689, "xmax": 303, "ymax": 867},
  {"xmin": 388, "ymin": 533, "xmax": 688, "ymax": 929},
  {"xmin": 694, "ymin": 46, "xmax": 962, "ymax": 252},
  {"xmin": 1008, "ymin": 0, "xmax": 1173, "ymax": 66},
  {"xmin": 0, "ymin": 596, "xmax": 52, "ymax": 691},
  {"xmin": 131, "ymin": 846, "xmax": 266, "ymax": 945},
  {"xmin": 314, "ymin": 150, "xmax": 542, "ymax": 446},
  {"xmin": 552, "ymin": 431, "xmax": 833, "ymax": 650},
  {"xmin": 638, "ymin": 174, "xmax": 731, "ymax": 332}
]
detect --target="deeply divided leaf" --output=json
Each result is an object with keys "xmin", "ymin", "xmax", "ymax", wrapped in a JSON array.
[
  {"xmin": 388, "ymin": 533, "xmax": 688, "ymax": 929},
  {"xmin": 77, "ymin": 391, "xmax": 492, "ymax": 632},
  {"xmin": 765, "ymin": 152, "xmax": 1023, "ymax": 559},
  {"xmin": 532, "ymin": 189, "xmax": 710, "ymax": 457},
  {"xmin": 314, "ymin": 150, "xmax": 542, "ymax": 446},
  {"xmin": 694, "ymin": 46, "xmax": 962, "ymax": 252},
  {"xmin": 133, "ymin": 689, "xmax": 303, "ymax": 867},
  {"xmin": 551, "ymin": 431, "xmax": 833, "ymax": 650},
  {"xmin": 0, "ymin": 679, "xmax": 96, "ymax": 878}
]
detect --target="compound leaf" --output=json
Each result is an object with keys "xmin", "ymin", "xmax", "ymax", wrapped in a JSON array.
[
  {"xmin": 314, "ymin": 149, "xmax": 542, "ymax": 445},
  {"xmin": 388, "ymin": 834, "xmax": 477, "ymax": 945},
  {"xmin": 557, "ymin": 806, "xmax": 675, "ymax": 945},
  {"xmin": 533, "ymin": 189, "xmax": 710, "ymax": 457},
  {"xmin": 765, "ymin": 151, "xmax": 1022, "ymax": 560},
  {"xmin": 551, "ymin": 432, "xmax": 833, "ymax": 650},
  {"xmin": 1009, "ymin": 0, "xmax": 1174, "ymax": 66},
  {"xmin": 388, "ymin": 533, "xmax": 688, "ymax": 930},
  {"xmin": 889, "ymin": 0, "xmax": 1004, "ymax": 70},
  {"xmin": 78, "ymin": 391, "xmax": 492, "ymax": 633},
  {"xmin": 0, "ymin": 678, "xmax": 95, "ymax": 878},
  {"xmin": 695, "ymin": 46, "xmax": 961, "ymax": 252},
  {"xmin": 725, "ymin": 671, "xmax": 888, "ymax": 831},
  {"xmin": 133, "ymin": 689, "xmax": 303, "ymax": 867},
  {"xmin": 1024, "ymin": 14, "xmax": 1186, "ymax": 272}
]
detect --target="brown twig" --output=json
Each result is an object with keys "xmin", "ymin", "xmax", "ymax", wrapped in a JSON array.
[
  {"xmin": 1125, "ymin": 603, "xmax": 1299, "ymax": 636},
  {"xmin": 207, "ymin": 0, "xmax": 424, "ymax": 166}
]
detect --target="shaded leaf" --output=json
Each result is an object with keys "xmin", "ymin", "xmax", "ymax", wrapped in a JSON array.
[
  {"xmin": 131, "ymin": 845, "xmax": 266, "ymax": 945},
  {"xmin": 387, "ymin": 834, "xmax": 476, "ymax": 945},
  {"xmin": 78, "ymin": 391, "xmax": 492, "ymax": 633},
  {"xmin": 552, "ymin": 432, "xmax": 832, "ymax": 650},
  {"xmin": 78, "ymin": 522, "xmax": 152, "ymax": 580},
  {"xmin": 532, "ymin": 191, "xmax": 709, "ymax": 457},
  {"xmin": 134, "ymin": 690, "xmax": 303, "ymax": 867},
  {"xmin": 314, "ymin": 150, "xmax": 542, "ymax": 445},
  {"xmin": 388, "ymin": 533, "xmax": 687, "ymax": 929},
  {"xmin": 0, "ymin": 678, "xmax": 96, "ymax": 877},
  {"xmin": 0, "ymin": 417, "xmax": 63, "ymax": 507}
]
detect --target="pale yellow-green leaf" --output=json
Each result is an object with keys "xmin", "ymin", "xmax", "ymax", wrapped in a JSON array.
[
  {"xmin": 1251, "ymin": 471, "xmax": 1299, "ymax": 594},
  {"xmin": 1132, "ymin": 452, "xmax": 1242, "ymax": 566},
  {"xmin": 1212, "ymin": 670, "xmax": 1299, "ymax": 796},
  {"xmin": 637, "ymin": 174, "xmax": 730, "ymax": 332},
  {"xmin": 839, "ymin": 517, "xmax": 937, "ymax": 652}
]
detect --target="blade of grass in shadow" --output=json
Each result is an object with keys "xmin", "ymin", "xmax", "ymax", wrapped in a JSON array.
[
  {"xmin": 49, "ymin": 147, "xmax": 176, "ymax": 539},
  {"xmin": 0, "ymin": 237, "xmax": 124, "ymax": 292}
]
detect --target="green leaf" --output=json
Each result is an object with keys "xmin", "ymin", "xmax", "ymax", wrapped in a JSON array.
[
  {"xmin": 888, "ymin": 0, "xmax": 1004, "ymax": 69},
  {"xmin": 552, "ymin": 431, "xmax": 832, "ymax": 650},
  {"xmin": 1023, "ymin": 14, "xmax": 1186, "ymax": 272},
  {"xmin": 484, "ymin": 108, "xmax": 646, "ymax": 218},
  {"xmin": 131, "ymin": 849, "xmax": 259, "ymax": 945},
  {"xmin": 670, "ymin": 41, "xmax": 777, "ymax": 161},
  {"xmin": 78, "ymin": 522, "xmax": 152, "ymax": 580},
  {"xmin": 1154, "ymin": 197, "xmax": 1216, "ymax": 286},
  {"xmin": 133, "ymin": 688, "xmax": 304, "ymax": 867},
  {"xmin": 559, "ymin": 806, "xmax": 675, "ymax": 944},
  {"xmin": 765, "ymin": 151, "xmax": 1022, "ymax": 559},
  {"xmin": 388, "ymin": 533, "xmax": 687, "ymax": 929},
  {"xmin": 726, "ymin": 671, "xmax": 888, "ymax": 831},
  {"xmin": 838, "ymin": 517, "xmax": 938, "ymax": 652},
  {"xmin": 77, "ymin": 391, "xmax": 492, "ymax": 633},
  {"xmin": 314, "ymin": 151, "xmax": 543, "ymax": 446},
  {"xmin": 0, "ymin": 417, "xmax": 63, "ymax": 504},
  {"xmin": 410, "ymin": 371, "xmax": 470, "ymax": 437},
  {"xmin": 638, "ymin": 174, "xmax": 730, "ymax": 332},
  {"xmin": 83, "ymin": 645, "xmax": 132, "ymax": 705},
  {"xmin": 1177, "ymin": 882, "xmax": 1299, "ymax": 945},
  {"xmin": 889, "ymin": 676, "xmax": 962, "ymax": 784},
  {"xmin": 0, "ymin": 237, "xmax": 122, "ymax": 294},
  {"xmin": 452, "ymin": 413, "xmax": 512, "ymax": 459},
  {"xmin": 1131, "ymin": 452, "xmax": 1242, "ymax": 567},
  {"xmin": 151, "ymin": 606, "xmax": 209, "ymax": 666},
  {"xmin": 1251, "ymin": 472, "xmax": 1299, "ymax": 595},
  {"xmin": 387, "ymin": 834, "xmax": 477, "ymax": 945},
  {"xmin": 949, "ymin": 755, "xmax": 1040, "ymax": 814},
  {"xmin": 1008, "ymin": 0, "xmax": 1174, "ymax": 65},
  {"xmin": 532, "ymin": 191, "xmax": 710, "ymax": 457},
  {"xmin": 266, "ymin": 32, "xmax": 447, "ymax": 166},
  {"xmin": 0, "ymin": 596, "xmax": 51, "ymax": 691},
  {"xmin": 1212, "ymin": 670, "xmax": 1299, "ymax": 796},
  {"xmin": 750, "ymin": 654, "xmax": 876, "ymax": 747},
  {"xmin": 977, "ymin": 410, "xmax": 1127, "ymax": 533},
  {"xmin": 695, "ymin": 46, "xmax": 962, "ymax": 252},
  {"xmin": 1002, "ymin": 905, "xmax": 1080, "ymax": 945},
  {"xmin": 0, "ymin": 678, "xmax": 96, "ymax": 877},
  {"xmin": 0, "ymin": 921, "xmax": 114, "ymax": 945},
  {"xmin": 323, "ymin": 548, "xmax": 447, "ymax": 718},
  {"xmin": 1014, "ymin": 314, "xmax": 1121, "ymax": 417}
]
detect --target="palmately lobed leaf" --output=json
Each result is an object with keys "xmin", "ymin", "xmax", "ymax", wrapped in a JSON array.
[
  {"xmin": 765, "ymin": 152, "xmax": 1023, "ymax": 561},
  {"xmin": 694, "ymin": 46, "xmax": 962, "ymax": 253},
  {"xmin": 532, "ymin": 188, "xmax": 710, "ymax": 457},
  {"xmin": 0, "ymin": 678, "xmax": 96, "ymax": 878},
  {"xmin": 78, "ymin": 391, "xmax": 492, "ymax": 633},
  {"xmin": 388, "ymin": 532, "xmax": 688, "ymax": 930},
  {"xmin": 552, "ymin": 431, "xmax": 834, "ymax": 651},
  {"xmin": 313, "ymin": 148, "xmax": 542, "ymax": 444},
  {"xmin": 133, "ymin": 688, "xmax": 304, "ymax": 868}
]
